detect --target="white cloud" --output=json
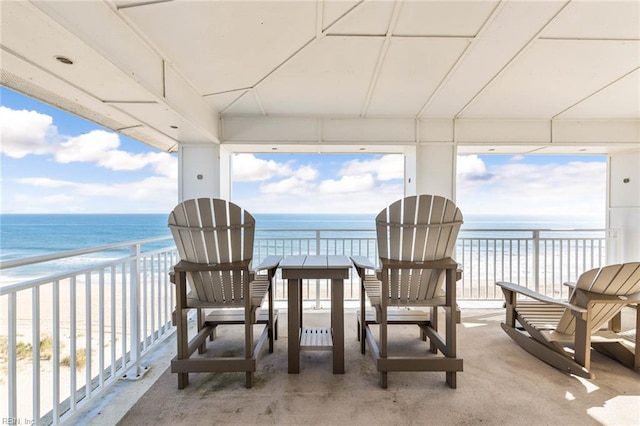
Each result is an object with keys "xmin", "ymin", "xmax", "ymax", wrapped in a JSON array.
[
  {"xmin": 1, "ymin": 106, "xmax": 178, "ymax": 176},
  {"xmin": 294, "ymin": 165, "xmax": 319, "ymax": 181},
  {"xmin": 319, "ymin": 174, "xmax": 376, "ymax": 193},
  {"xmin": 236, "ymin": 181, "xmax": 404, "ymax": 214},
  {"xmin": 261, "ymin": 176, "xmax": 316, "ymax": 194},
  {"xmin": 457, "ymin": 155, "xmax": 492, "ymax": 184},
  {"xmin": 54, "ymin": 130, "xmax": 177, "ymax": 177},
  {"xmin": 14, "ymin": 193, "xmax": 83, "ymax": 213},
  {"xmin": 1, "ymin": 104, "xmax": 179, "ymax": 213},
  {"xmin": 233, "ymin": 153, "xmax": 292, "ymax": 182},
  {"xmin": 232, "ymin": 154, "xmax": 406, "ymax": 213},
  {"xmin": 0, "ymin": 106, "xmax": 56, "ymax": 158},
  {"xmin": 456, "ymin": 159, "xmax": 606, "ymax": 217},
  {"xmin": 15, "ymin": 177, "xmax": 74, "ymax": 188},
  {"xmin": 55, "ymin": 130, "xmax": 120, "ymax": 163},
  {"xmin": 339, "ymin": 155, "xmax": 403, "ymax": 181},
  {"xmin": 10, "ymin": 175, "xmax": 178, "ymax": 213}
]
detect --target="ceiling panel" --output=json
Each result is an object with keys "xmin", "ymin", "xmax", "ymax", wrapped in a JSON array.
[
  {"xmin": 325, "ymin": 1, "xmax": 395, "ymax": 35},
  {"xmin": 541, "ymin": 0, "xmax": 640, "ymax": 39},
  {"xmin": 257, "ymin": 36, "xmax": 383, "ymax": 116},
  {"xmin": 120, "ymin": 1, "xmax": 316, "ymax": 95},
  {"xmin": 421, "ymin": 0, "xmax": 566, "ymax": 118},
  {"xmin": 558, "ymin": 68, "xmax": 640, "ymax": 119},
  {"xmin": 366, "ymin": 37, "xmax": 468, "ymax": 116},
  {"xmin": 204, "ymin": 91, "xmax": 246, "ymax": 115},
  {"xmin": 3, "ymin": 0, "xmax": 639, "ymax": 154},
  {"xmin": 457, "ymin": 145, "xmax": 544, "ymax": 155},
  {"xmin": 223, "ymin": 90, "xmax": 264, "ymax": 115},
  {"xmin": 461, "ymin": 39, "xmax": 640, "ymax": 118},
  {"xmin": 113, "ymin": 102, "xmax": 209, "ymax": 144},
  {"xmin": 322, "ymin": 0, "xmax": 360, "ymax": 32},
  {"xmin": 394, "ymin": 0, "xmax": 498, "ymax": 36},
  {"xmin": 2, "ymin": 1, "xmax": 156, "ymax": 102}
]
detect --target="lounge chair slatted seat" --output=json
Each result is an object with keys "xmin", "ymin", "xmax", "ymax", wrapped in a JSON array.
[
  {"xmin": 497, "ymin": 262, "xmax": 640, "ymax": 379},
  {"xmin": 352, "ymin": 195, "xmax": 463, "ymax": 388},
  {"xmin": 168, "ymin": 198, "xmax": 281, "ymax": 389}
]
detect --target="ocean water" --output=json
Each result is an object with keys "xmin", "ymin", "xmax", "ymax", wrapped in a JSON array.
[{"xmin": 0, "ymin": 213, "xmax": 604, "ymax": 284}]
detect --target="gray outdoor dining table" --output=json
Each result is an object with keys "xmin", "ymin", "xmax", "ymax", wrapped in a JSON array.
[{"xmin": 279, "ymin": 255, "xmax": 352, "ymax": 374}]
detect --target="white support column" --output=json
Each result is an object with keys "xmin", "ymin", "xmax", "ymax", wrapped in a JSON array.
[
  {"xmin": 178, "ymin": 144, "xmax": 222, "ymax": 201},
  {"xmin": 219, "ymin": 148, "xmax": 232, "ymax": 201},
  {"xmin": 404, "ymin": 146, "xmax": 417, "ymax": 197},
  {"xmin": 608, "ymin": 148, "xmax": 640, "ymax": 263},
  {"xmin": 411, "ymin": 143, "xmax": 457, "ymax": 200}
]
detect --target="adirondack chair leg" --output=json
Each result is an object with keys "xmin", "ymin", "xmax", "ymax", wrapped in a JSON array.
[
  {"xmin": 175, "ymin": 272, "xmax": 189, "ymax": 389},
  {"xmin": 429, "ymin": 307, "xmax": 438, "ymax": 353},
  {"xmin": 360, "ymin": 295, "xmax": 366, "ymax": 354},
  {"xmin": 197, "ymin": 309, "xmax": 207, "ymax": 354},
  {"xmin": 501, "ymin": 288, "xmax": 517, "ymax": 328},
  {"xmin": 274, "ymin": 315, "xmax": 279, "ymax": 340},
  {"xmin": 360, "ymin": 322, "xmax": 365, "ymax": 354},
  {"xmin": 268, "ymin": 282, "xmax": 275, "ymax": 353},
  {"xmin": 636, "ymin": 305, "xmax": 640, "ymax": 370},
  {"xmin": 245, "ymin": 311, "xmax": 254, "ymax": 389},
  {"xmin": 573, "ymin": 313, "xmax": 591, "ymax": 374},
  {"xmin": 446, "ymin": 371, "xmax": 456, "ymax": 389},
  {"xmin": 380, "ymin": 372, "xmax": 388, "ymax": 389}
]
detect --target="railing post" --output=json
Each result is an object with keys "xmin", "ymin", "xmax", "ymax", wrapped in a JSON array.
[
  {"xmin": 315, "ymin": 230, "xmax": 321, "ymax": 309},
  {"xmin": 533, "ymin": 230, "xmax": 540, "ymax": 292},
  {"xmin": 125, "ymin": 243, "xmax": 147, "ymax": 380}
]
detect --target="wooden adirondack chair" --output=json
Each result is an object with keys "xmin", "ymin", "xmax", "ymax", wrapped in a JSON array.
[
  {"xmin": 168, "ymin": 198, "xmax": 281, "ymax": 389},
  {"xmin": 497, "ymin": 262, "xmax": 640, "ymax": 379},
  {"xmin": 352, "ymin": 195, "xmax": 464, "ymax": 388}
]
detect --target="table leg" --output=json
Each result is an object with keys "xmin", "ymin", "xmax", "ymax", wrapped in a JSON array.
[
  {"xmin": 288, "ymin": 278, "xmax": 300, "ymax": 373},
  {"xmin": 331, "ymin": 278, "xmax": 344, "ymax": 374}
]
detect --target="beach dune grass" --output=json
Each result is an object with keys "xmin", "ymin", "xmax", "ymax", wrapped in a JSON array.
[
  {"xmin": 61, "ymin": 348, "xmax": 87, "ymax": 369},
  {"xmin": 0, "ymin": 335, "xmax": 55, "ymax": 362}
]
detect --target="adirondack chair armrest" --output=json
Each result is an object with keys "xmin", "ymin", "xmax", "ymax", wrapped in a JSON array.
[
  {"xmin": 350, "ymin": 256, "xmax": 378, "ymax": 275},
  {"xmin": 563, "ymin": 281, "xmax": 576, "ymax": 288},
  {"xmin": 575, "ymin": 288, "xmax": 640, "ymax": 306},
  {"xmin": 252, "ymin": 255, "xmax": 283, "ymax": 274},
  {"xmin": 173, "ymin": 259, "xmax": 252, "ymax": 272},
  {"xmin": 380, "ymin": 257, "xmax": 458, "ymax": 270},
  {"xmin": 496, "ymin": 281, "xmax": 587, "ymax": 317}
]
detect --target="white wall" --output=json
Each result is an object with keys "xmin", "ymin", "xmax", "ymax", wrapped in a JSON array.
[
  {"xmin": 178, "ymin": 144, "xmax": 221, "ymax": 201},
  {"xmin": 608, "ymin": 148, "xmax": 640, "ymax": 263},
  {"xmin": 414, "ymin": 143, "xmax": 456, "ymax": 200}
]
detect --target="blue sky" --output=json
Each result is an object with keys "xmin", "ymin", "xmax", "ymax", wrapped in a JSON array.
[{"xmin": 0, "ymin": 87, "xmax": 606, "ymax": 221}]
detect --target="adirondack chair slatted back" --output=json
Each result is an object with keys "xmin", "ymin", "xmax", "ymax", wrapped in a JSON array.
[
  {"xmin": 377, "ymin": 195, "xmax": 463, "ymax": 303},
  {"xmin": 556, "ymin": 262, "xmax": 640, "ymax": 335},
  {"xmin": 168, "ymin": 198, "xmax": 255, "ymax": 306}
]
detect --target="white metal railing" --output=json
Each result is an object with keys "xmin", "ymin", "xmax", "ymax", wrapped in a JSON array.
[
  {"xmin": 0, "ymin": 228, "xmax": 618, "ymax": 424},
  {"xmin": 0, "ymin": 236, "xmax": 177, "ymax": 425},
  {"xmin": 254, "ymin": 227, "xmax": 619, "ymax": 305},
  {"xmin": 255, "ymin": 229, "xmax": 378, "ymax": 306},
  {"xmin": 457, "ymin": 229, "xmax": 619, "ymax": 300}
]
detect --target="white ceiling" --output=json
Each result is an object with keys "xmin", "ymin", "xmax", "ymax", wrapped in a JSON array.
[{"xmin": 1, "ymin": 0, "xmax": 638, "ymax": 154}]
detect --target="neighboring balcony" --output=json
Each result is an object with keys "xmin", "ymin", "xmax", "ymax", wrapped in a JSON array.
[{"xmin": 0, "ymin": 227, "xmax": 622, "ymax": 425}]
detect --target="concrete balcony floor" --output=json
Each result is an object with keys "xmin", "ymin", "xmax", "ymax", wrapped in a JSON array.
[{"xmin": 75, "ymin": 308, "xmax": 639, "ymax": 426}]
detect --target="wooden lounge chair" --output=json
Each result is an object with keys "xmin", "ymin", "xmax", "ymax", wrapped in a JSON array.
[
  {"xmin": 497, "ymin": 262, "xmax": 640, "ymax": 379},
  {"xmin": 352, "ymin": 195, "xmax": 464, "ymax": 388},
  {"xmin": 168, "ymin": 198, "xmax": 281, "ymax": 389}
]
